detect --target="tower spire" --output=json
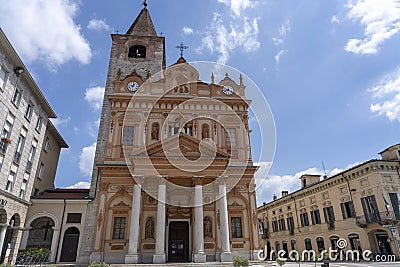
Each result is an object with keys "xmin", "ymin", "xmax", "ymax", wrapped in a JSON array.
[{"xmin": 126, "ymin": 2, "xmax": 157, "ymax": 36}]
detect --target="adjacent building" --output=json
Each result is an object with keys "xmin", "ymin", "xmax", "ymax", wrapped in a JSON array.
[
  {"xmin": 258, "ymin": 144, "xmax": 400, "ymax": 260},
  {"xmin": 78, "ymin": 5, "xmax": 260, "ymax": 264},
  {"xmin": 0, "ymin": 28, "xmax": 67, "ymax": 263}
]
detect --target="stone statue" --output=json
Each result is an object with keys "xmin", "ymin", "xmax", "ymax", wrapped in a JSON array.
[
  {"xmin": 202, "ymin": 124, "xmax": 209, "ymax": 139},
  {"xmin": 204, "ymin": 216, "xmax": 212, "ymax": 238},
  {"xmin": 151, "ymin": 123, "xmax": 159, "ymax": 140},
  {"xmin": 145, "ymin": 216, "xmax": 154, "ymax": 239}
]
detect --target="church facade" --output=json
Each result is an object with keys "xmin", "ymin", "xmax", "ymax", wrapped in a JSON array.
[{"xmin": 79, "ymin": 6, "xmax": 261, "ymax": 264}]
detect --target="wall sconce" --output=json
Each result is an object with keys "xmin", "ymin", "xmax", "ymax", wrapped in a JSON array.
[{"xmin": 14, "ymin": 66, "xmax": 24, "ymax": 77}]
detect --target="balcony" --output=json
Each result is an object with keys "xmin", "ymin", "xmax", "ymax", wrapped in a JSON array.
[
  {"xmin": 356, "ymin": 212, "xmax": 398, "ymax": 227},
  {"xmin": 327, "ymin": 221, "xmax": 335, "ymax": 230},
  {"xmin": 288, "ymin": 228, "xmax": 295, "ymax": 236}
]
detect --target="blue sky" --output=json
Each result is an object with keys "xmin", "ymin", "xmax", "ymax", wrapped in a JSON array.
[{"xmin": 0, "ymin": 0, "xmax": 399, "ymax": 204}]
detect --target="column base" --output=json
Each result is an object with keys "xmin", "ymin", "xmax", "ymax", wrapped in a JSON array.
[
  {"xmin": 220, "ymin": 251, "xmax": 232, "ymax": 262},
  {"xmin": 193, "ymin": 252, "xmax": 206, "ymax": 263},
  {"xmin": 89, "ymin": 252, "xmax": 103, "ymax": 263},
  {"xmin": 251, "ymin": 250, "xmax": 262, "ymax": 260},
  {"xmin": 153, "ymin": 253, "xmax": 166, "ymax": 264},
  {"xmin": 125, "ymin": 253, "xmax": 140, "ymax": 264}
]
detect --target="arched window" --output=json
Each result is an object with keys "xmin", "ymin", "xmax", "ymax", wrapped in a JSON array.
[
  {"xmin": 304, "ymin": 238, "xmax": 312, "ymax": 250},
  {"xmin": 174, "ymin": 119, "xmax": 180, "ymax": 135},
  {"xmin": 316, "ymin": 237, "xmax": 325, "ymax": 252},
  {"xmin": 275, "ymin": 241, "xmax": 280, "ymax": 251},
  {"xmin": 128, "ymin": 45, "xmax": 146, "ymax": 58},
  {"xmin": 290, "ymin": 239, "xmax": 296, "ymax": 251}
]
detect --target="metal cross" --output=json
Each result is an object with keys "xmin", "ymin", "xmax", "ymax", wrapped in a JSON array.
[
  {"xmin": 176, "ymin": 42, "xmax": 188, "ymax": 58},
  {"xmin": 143, "ymin": 0, "xmax": 148, "ymax": 8}
]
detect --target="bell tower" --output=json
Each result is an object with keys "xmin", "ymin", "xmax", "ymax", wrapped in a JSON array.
[
  {"xmin": 108, "ymin": 3, "xmax": 165, "ymax": 86},
  {"xmin": 78, "ymin": 4, "xmax": 165, "ymax": 263}
]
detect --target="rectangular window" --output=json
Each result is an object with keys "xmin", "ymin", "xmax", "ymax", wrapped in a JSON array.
[
  {"xmin": 279, "ymin": 218, "xmax": 286, "ymax": 231},
  {"xmin": 361, "ymin": 195, "xmax": 380, "ymax": 223},
  {"xmin": 287, "ymin": 217, "xmax": 295, "ymax": 234},
  {"xmin": 67, "ymin": 213, "xmax": 82, "ymax": 223},
  {"xmin": 300, "ymin": 212, "xmax": 309, "ymax": 227},
  {"xmin": 19, "ymin": 179, "xmax": 27, "ymax": 199},
  {"xmin": 340, "ymin": 201, "xmax": 355, "ymax": 219},
  {"xmin": 43, "ymin": 137, "xmax": 50, "ymax": 152},
  {"xmin": 6, "ymin": 170, "xmax": 16, "ymax": 192},
  {"xmin": 11, "ymin": 88, "xmax": 22, "ymax": 107},
  {"xmin": 37, "ymin": 163, "xmax": 45, "ymax": 180},
  {"xmin": 13, "ymin": 134, "xmax": 26, "ymax": 164},
  {"xmin": 25, "ymin": 145, "xmax": 36, "ymax": 173},
  {"xmin": 35, "ymin": 116, "xmax": 42, "ymax": 132},
  {"xmin": 389, "ymin": 193, "xmax": 400, "ymax": 220},
  {"xmin": 323, "ymin": 206, "xmax": 335, "ymax": 223},
  {"xmin": 272, "ymin": 220, "xmax": 278, "ymax": 232},
  {"xmin": 226, "ymin": 128, "xmax": 237, "ymax": 147},
  {"xmin": 231, "ymin": 217, "xmax": 243, "ymax": 238},
  {"xmin": 1, "ymin": 114, "xmax": 14, "ymax": 154},
  {"xmin": 0, "ymin": 66, "xmax": 7, "ymax": 91},
  {"xmin": 311, "ymin": 209, "xmax": 322, "ymax": 225},
  {"xmin": 122, "ymin": 126, "xmax": 134, "ymax": 146},
  {"xmin": 25, "ymin": 104, "xmax": 33, "ymax": 120},
  {"xmin": 113, "ymin": 217, "xmax": 126, "ymax": 240}
]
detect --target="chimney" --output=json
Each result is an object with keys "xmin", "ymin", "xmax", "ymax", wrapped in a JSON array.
[
  {"xmin": 273, "ymin": 194, "xmax": 278, "ymax": 201},
  {"xmin": 282, "ymin": 190, "xmax": 289, "ymax": 197},
  {"xmin": 263, "ymin": 202, "xmax": 267, "ymax": 206}
]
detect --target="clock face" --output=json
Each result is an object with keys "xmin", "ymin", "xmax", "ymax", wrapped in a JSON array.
[
  {"xmin": 127, "ymin": 81, "xmax": 139, "ymax": 92},
  {"xmin": 222, "ymin": 85, "xmax": 234, "ymax": 95}
]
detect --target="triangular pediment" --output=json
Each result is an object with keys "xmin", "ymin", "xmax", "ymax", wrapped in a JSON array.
[{"xmin": 133, "ymin": 133, "xmax": 231, "ymax": 159}]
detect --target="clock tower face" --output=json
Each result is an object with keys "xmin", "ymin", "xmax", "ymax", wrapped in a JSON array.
[
  {"xmin": 127, "ymin": 81, "xmax": 139, "ymax": 92},
  {"xmin": 222, "ymin": 85, "xmax": 234, "ymax": 95}
]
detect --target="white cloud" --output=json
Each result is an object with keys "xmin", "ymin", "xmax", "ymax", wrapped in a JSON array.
[
  {"xmin": 278, "ymin": 22, "xmax": 291, "ymax": 36},
  {"xmin": 369, "ymin": 68, "xmax": 400, "ymax": 122},
  {"xmin": 345, "ymin": 0, "xmax": 400, "ymax": 54},
  {"xmin": 87, "ymin": 18, "xmax": 110, "ymax": 31},
  {"xmin": 331, "ymin": 15, "xmax": 340, "ymax": 24},
  {"xmin": 65, "ymin": 181, "xmax": 90, "ymax": 189},
  {"xmin": 84, "ymin": 86, "xmax": 105, "ymax": 111},
  {"xmin": 217, "ymin": 0, "xmax": 257, "ymax": 17},
  {"xmin": 182, "ymin": 26, "xmax": 194, "ymax": 35},
  {"xmin": 0, "ymin": 0, "xmax": 92, "ymax": 69},
  {"xmin": 272, "ymin": 37, "xmax": 284, "ymax": 46},
  {"xmin": 201, "ymin": 13, "xmax": 260, "ymax": 64},
  {"xmin": 51, "ymin": 116, "xmax": 71, "ymax": 128},
  {"xmin": 79, "ymin": 142, "xmax": 96, "ymax": 177},
  {"xmin": 275, "ymin": 50, "xmax": 286, "ymax": 63}
]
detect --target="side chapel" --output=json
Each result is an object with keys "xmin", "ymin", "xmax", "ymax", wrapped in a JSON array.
[{"xmin": 79, "ymin": 4, "xmax": 261, "ymax": 264}]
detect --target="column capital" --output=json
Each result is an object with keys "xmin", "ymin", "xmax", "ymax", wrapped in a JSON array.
[
  {"xmin": 157, "ymin": 175, "xmax": 168, "ymax": 186},
  {"xmin": 193, "ymin": 176, "xmax": 204, "ymax": 186},
  {"xmin": 133, "ymin": 175, "xmax": 144, "ymax": 185},
  {"xmin": 217, "ymin": 175, "xmax": 228, "ymax": 185}
]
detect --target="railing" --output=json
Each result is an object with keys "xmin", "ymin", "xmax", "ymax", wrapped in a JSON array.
[
  {"xmin": 15, "ymin": 251, "xmax": 50, "ymax": 266},
  {"xmin": 356, "ymin": 212, "xmax": 398, "ymax": 227}
]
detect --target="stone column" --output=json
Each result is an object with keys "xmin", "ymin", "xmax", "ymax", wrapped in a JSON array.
[
  {"xmin": 50, "ymin": 228, "xmax": 59, "ymax": 262},
  {"xmin": 153, "ymin": 180, "xmax": 166, "ymax": 263},
  {"xmin": 219, "ymin": 177, "xmax": 232, "ymax": 262},
  {"xmin": 0, "ymin": 224, "xmax": 8, "ymax": 255},
  {"xmin": 193, "ymin": 176, "xmax": 206, "ymax": 263},
  {"xmin": 125, "ymin": 183, "xmax": 142, "ymax": 264}
]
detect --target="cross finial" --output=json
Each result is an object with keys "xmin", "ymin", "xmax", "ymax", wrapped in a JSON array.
[
  {"xmin": 143, "ymin": 0, "xmax": 148, "ymax": 8},
  {"xmin": 176, "ymin": 42, "xmax": 188, "ymax": 58}
]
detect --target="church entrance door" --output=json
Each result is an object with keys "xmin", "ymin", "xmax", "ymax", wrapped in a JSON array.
[{"xmin": 168, "ymin": 221, "xmax": 189, "ymax": 262}]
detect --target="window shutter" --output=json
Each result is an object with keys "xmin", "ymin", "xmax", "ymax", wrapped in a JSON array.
[{"xmin": 340, "ymin": 203, "xmax": 346, "ymax": 219}]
